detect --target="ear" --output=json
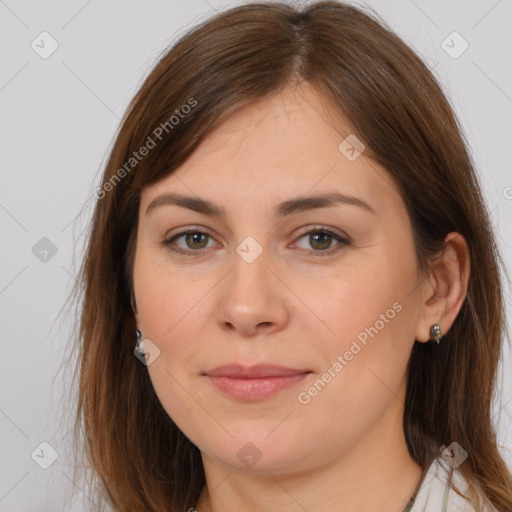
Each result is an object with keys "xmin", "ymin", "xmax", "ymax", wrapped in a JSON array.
[
  {"xmin": 131, "ymin": 293, "xmax": 142, "ymax": 331},
  {"xmin": 414, "ymin": 232, "xmax": 470, "ymax": 343}
]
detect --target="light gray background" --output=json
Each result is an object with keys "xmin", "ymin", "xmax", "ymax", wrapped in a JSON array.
[{"xmin": 0, "ymin": 0, "xmax": 511, "ymax": 510}]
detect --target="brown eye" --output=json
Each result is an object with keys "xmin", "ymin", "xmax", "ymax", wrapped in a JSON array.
[
  {"xmin": 293, "ymin": 229, "xmax": 350, "ymax": 255},
  {"xmin": 308, "ymin": 232, "xmax": 334, "ymax": 250},
  {"xmin": 183, "ymin": 232, "xmax": 209, "ymax": 249},
  {"xmin": 162, "ymin": 230, "xmax": 216, "ymax": 255}
]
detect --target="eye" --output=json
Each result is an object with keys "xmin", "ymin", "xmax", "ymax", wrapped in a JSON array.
[
  {"xmin": 161, "ymin": 227, "xmax": 350, "ymax": 257},
  {"xmin": 292, "ymin": 228, "xmax": 350, "ymax": 255},
  {"xmin": 162, "ymin": 229, "xmax": 217, "ymax": 255}
]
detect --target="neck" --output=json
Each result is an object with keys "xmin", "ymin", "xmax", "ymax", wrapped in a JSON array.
[{"xmin": 195, "ymin": 402, "xmax": 423, "ymax": 512}]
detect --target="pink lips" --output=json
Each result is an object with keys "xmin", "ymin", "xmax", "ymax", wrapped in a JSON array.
[{"xmin": 204, "ymin": 364, "xmax": 311, "ymax": 401}]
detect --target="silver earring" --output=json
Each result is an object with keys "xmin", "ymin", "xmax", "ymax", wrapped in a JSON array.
[
  {"xmin": 429, "ymin": 324, "xmax": 442, "ymax": 344},
  {"xmin": 135, "ymin": 328, "xmax": 142, "ymax": 345}
]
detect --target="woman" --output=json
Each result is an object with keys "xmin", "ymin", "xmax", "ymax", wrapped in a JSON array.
[{"xmin": 68, "ymin": 1, "xmax": 512, "ymax": 510}]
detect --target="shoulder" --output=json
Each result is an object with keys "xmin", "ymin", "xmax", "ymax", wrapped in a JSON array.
[{"xmin": 410, "ymin": 456, "xmax": 497, "ymax": 512}]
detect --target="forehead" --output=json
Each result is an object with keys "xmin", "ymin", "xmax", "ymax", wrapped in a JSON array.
[{"xmin": 141, "ymin": 84, "xmax": 401, "ymax": 217}]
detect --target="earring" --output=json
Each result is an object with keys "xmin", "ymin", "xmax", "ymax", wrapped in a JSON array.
[
  {"xmin": 429, "ymin": 324, "xmax": 442, "ymax": 344},
  {"xmin": 135, "ymin": 328, "xmax": 142, "ymax": 345}
]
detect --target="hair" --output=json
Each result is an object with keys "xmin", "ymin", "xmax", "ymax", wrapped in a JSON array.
[{"xmin": 64, "ymin": 1, "xmax": 512, "ymax": 510}]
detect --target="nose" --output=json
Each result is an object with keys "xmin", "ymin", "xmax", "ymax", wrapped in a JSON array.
[{"xmin": 215, "ymin": 248, "xmax": 290, "ymax": 338}]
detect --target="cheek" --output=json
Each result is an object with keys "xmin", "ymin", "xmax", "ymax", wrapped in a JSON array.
[
  {"xmin": 307, "ymin": 257, "xmax": 417, "ymax": 382},
  {"xmin": 310, "ymin": 270, "xmax": 396, "ymax": 341},
  {"xmin": 134, "ymin": 248, "xmax": 211, "ymax": 341},
  {"xmin": 135, "ymin": 259, "xmax": 210, "ymax": 433}
]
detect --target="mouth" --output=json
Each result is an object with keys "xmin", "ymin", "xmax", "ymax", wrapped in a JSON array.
[{"xmin": 203, "ymin": 364, "xmax": 312, "ymax": 401}]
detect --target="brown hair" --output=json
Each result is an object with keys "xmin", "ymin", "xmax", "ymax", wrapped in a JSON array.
[{"xmin": 64, "ymin": 1, "xmax": 512, "ymax": 510}]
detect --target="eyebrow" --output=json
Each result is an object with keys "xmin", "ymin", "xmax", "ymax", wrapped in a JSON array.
[{"xmin": 145, "ymin": 191, "xmax": 377, "ymax": 218}]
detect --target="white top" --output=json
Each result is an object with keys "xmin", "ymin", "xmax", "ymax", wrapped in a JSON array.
[{"xmin": 408, "ymin": 456, "xmax": 497, "ymax": 512}]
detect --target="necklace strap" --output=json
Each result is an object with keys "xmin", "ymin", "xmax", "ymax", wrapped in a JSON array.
[{"xmin": 401, "ymin": 458, "xmax": 435, "ymax": 512}]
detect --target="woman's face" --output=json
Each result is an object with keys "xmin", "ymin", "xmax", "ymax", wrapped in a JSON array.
[{"xmin": 133, "ymin": 83, "xmax": 429, "ymax": 474}]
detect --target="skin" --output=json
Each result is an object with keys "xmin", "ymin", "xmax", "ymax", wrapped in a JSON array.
[{"xmin": 132, "ymin": 82, "xmax": 470, "ymax": 512}]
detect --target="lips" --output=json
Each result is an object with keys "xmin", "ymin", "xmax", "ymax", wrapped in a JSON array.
[{"xmin": 204, "ymin": 364, "xmax": 311, "ymax": 401}]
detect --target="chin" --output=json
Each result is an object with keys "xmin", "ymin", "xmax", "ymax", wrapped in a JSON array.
[{"xmin": 199, "ymin": 427, "xmax": 314, "ymax": 474}]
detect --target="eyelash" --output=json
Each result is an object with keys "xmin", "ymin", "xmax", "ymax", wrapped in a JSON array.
[{"xmin": 161, "ymin": 227, "xmax": 351, "ymax": 257}]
